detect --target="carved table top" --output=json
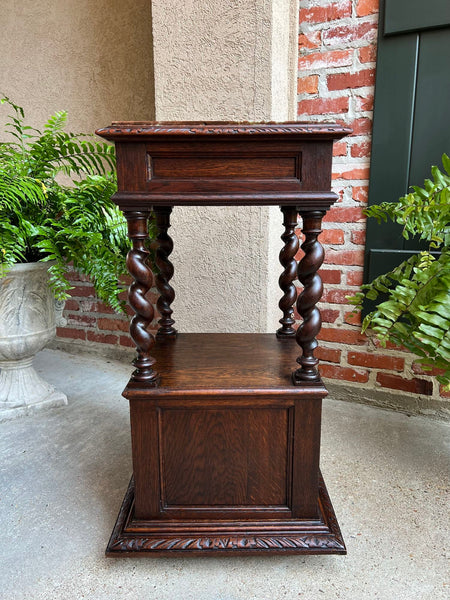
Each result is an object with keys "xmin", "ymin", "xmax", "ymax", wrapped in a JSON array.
[
  {"xmin": 96, "ymin": 121, "xmax": 351, "ymax": 208},
  {"xmin": 97, "ymin": 121, "xmax": 351, "ymax": 140}
]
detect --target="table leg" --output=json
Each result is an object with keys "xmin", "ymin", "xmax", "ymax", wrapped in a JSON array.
[
  {"xmin": 293, "ymin": 210, "xmax": 325, "ymax": 384},
  {"xmin": 276, "ymin": 206, "xmax": 299, "ymax": 338},
  {"xmin": 155, "ymin": 207, "xmax": 177, "ymax": 338},
  {"xmin": 125, "ymin": 210, "xmax": 159, "ymax": 385}
]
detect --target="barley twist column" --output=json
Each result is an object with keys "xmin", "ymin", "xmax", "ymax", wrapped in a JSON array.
[
  {"xmin": 293, "ymin": 211, "xmax": 325, "ymax": 384},
  {"xmin": 125, "ymin": 211, "xmax": 159, "ymax": 385},
  {"xmin": 276, "ymin": 206, "xmax": 299, "ymax": 338},
  {"xmin": 154, "ymin": 207, "xmax": 177, "ymax": 338}
]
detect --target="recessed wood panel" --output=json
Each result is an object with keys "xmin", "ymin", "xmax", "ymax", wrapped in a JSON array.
[
  {"xmin": 159, "ymin": 407, "xmax": 290, "ymax": 507},
  {"xmin": 149, "ymin": 155, "xmax": 299, "ymax": 180}
]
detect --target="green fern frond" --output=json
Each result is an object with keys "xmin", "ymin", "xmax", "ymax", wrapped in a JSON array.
[
  {"xmin": 350, "ymin": 156, "xmax": 450, "ymax": 389},
  {"xmin": 0, "ymin": 96, "xmax": 130, "ymax": 312},
  {"xmin": 44, "ymin": 110, "xmax": 67, "ymax": 133}
]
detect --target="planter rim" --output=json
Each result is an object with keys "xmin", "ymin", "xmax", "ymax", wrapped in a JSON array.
[{"xmin": 2, "ymin": 261, "xmax": 52, "ymax": 274}]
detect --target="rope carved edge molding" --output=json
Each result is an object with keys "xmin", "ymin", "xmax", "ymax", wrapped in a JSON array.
[{"xmin": 96, "ymin": 123, "xmax": 352, "ymax": 138}]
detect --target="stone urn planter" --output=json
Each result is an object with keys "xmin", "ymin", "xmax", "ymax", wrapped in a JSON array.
[{"xmin": 0, "ymin": 262, "xmax": 67, "ymax": 421}]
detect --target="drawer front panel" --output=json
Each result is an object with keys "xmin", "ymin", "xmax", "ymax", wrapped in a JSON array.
[{"xmin": 149, "ymin": 155, "xmax": 299, "ymax": 180}]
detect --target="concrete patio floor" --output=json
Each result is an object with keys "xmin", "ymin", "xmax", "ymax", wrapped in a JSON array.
[{"xmin": 0, "ymin": 349, "xmax": 449, "ymax": 600}]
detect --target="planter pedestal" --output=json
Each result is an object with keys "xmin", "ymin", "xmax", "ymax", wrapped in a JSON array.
[
  {"xmin": 0, "ymin": 357, "xmax": 67, "ymax": 421},
  {"xmin": 0, "ymin": 263, "xmax": 67, "ymax": 422}
]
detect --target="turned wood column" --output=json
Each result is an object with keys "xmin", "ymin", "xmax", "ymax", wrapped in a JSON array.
[
  {"xmin": 125, "ymin": 211, "xmax": 159, "ymax": 385},
  {"xmin": 293, "ymin": 211, "xmax": 325, "ymax": 384},
  {"xmin": 154, "ymin": 207, "xmax": 177, "ymax": 338},
  {"xmin": 276, "ymin": 206, "xmax": 299, "ymax": 338}
]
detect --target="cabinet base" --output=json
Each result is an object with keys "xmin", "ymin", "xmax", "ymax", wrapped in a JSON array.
[{"xmin": 106, "ymin": 472, "xmax": 346, "ymax": 556}]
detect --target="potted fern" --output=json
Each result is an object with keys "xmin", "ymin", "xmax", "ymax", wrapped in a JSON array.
[
  {"xmin": 0, "ymin": 96, "xmax": 129, "ymax": 420},
  {"xmin": 349, "ymin": 155, "xmax": 450, "ymax": 390}
]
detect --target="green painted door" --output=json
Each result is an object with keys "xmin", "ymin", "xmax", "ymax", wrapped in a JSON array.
[{"xmin": 365, "ymin": 0, "xmax": 450, "ymax": 282}]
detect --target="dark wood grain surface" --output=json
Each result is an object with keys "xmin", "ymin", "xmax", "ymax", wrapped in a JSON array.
[
  {"xmin": 97, "ymin": 121, "xmax": 352, "ymax": 139},
  {"xmin": 124, "ymin": 333, "xmax": 328, "ymax": 396},
  {"xmin": 161, "ymin": 407, "xmax": 289, "ymax": 506},
  {"xmin": 96, "ymin": 121, "xmax": 350, "ymax": 208},
  {"xmin": 154, "ymin": 207, "xmax": 177, "ymax": 338},
  {"xmin": 277, "ymin": 206, "xmax": 300, "ymax": 338}
]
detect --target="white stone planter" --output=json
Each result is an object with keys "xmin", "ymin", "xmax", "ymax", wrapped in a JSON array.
[{"xmin": 0, "ymin": 262, "xmax": 67, "ymax": 421}]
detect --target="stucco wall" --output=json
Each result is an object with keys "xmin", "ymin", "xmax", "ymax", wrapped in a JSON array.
[
  {"xmin": 0, "ymin": 0, "xmax": 155, "ymax": 133},
  {"xmin": 151, "ymin": 0, "xmax": 299, "ymax": 333}
]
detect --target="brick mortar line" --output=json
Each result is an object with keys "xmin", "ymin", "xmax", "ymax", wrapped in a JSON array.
[
  {"xmin": 299, "ymin": 13, "xmax": 379, "ymax": 32},
  {"xmin": 321, "ymin": 373, "xmax": 443, "ymax": 401},
  {"xmin": 332, "ymin": 157, "xmax": 371, "ymax": 164},
  {"xmin": 299, "ymin": 45, "xmax": 378, "ymax": 63},
  {"xmin": 298, "ymin": 0, "xmax": 356, "ymax": 7},
  {"xmin": 310, "ymin": 86, "xmax": 376, "ymax": 98},
  {"xmin": 319, "ymin": 357, "xmax": 438, "ymax": 386},
  {"xmin": 299, "ymin": 46, "xmax": 377, "ymax": 62},
  {"xmin": 297, "ymin": 92, "xmax": 375, "ymax": 104},
  {"xmin": 322, "ymin": 227, "xmax": 367, "ymax": 232},
  {"xmin": 64, "ymin": 313, "xmax": 129, "ymax": 322}
]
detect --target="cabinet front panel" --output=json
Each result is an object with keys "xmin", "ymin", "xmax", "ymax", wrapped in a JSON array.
[
  {"xmin": 159, "ymin": 407, "xmax": 292, "ymax": 509},
  {"xmin": 130, "ymin": 394, "xmax": 322, "ymax": 521}
]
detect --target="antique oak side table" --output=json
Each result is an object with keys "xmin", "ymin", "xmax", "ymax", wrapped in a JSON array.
[{"xmin": 97, "ymin": 121, "xmax": 351, "ymax": 556}]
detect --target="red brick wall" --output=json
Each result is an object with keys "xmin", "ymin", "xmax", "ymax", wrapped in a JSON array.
[
  {"xmin": 55, "ymin": 267, "xmax": 158, "ymax": 349},
  {"xmin": 55, "ymin": 0, "xmax": 448, "ymax": 407},
  {"xmin": 297, "ymin": 0, "xmax": 448, "ymax": 402}
]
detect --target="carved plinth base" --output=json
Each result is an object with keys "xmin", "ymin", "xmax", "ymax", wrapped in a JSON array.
[{"xmin": 106, "ymin": 473, "xmax": 346, "ymax": 556}]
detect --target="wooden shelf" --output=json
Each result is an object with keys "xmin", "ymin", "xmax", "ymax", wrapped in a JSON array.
[{"xmin": 125, "ymin": 333, "xmax": 327, "ymax": 396}]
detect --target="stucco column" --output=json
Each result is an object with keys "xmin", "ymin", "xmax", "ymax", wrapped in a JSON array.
[{"xmin": 151, "ymin": 0, "xmax": 299, "ymax": 332}]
